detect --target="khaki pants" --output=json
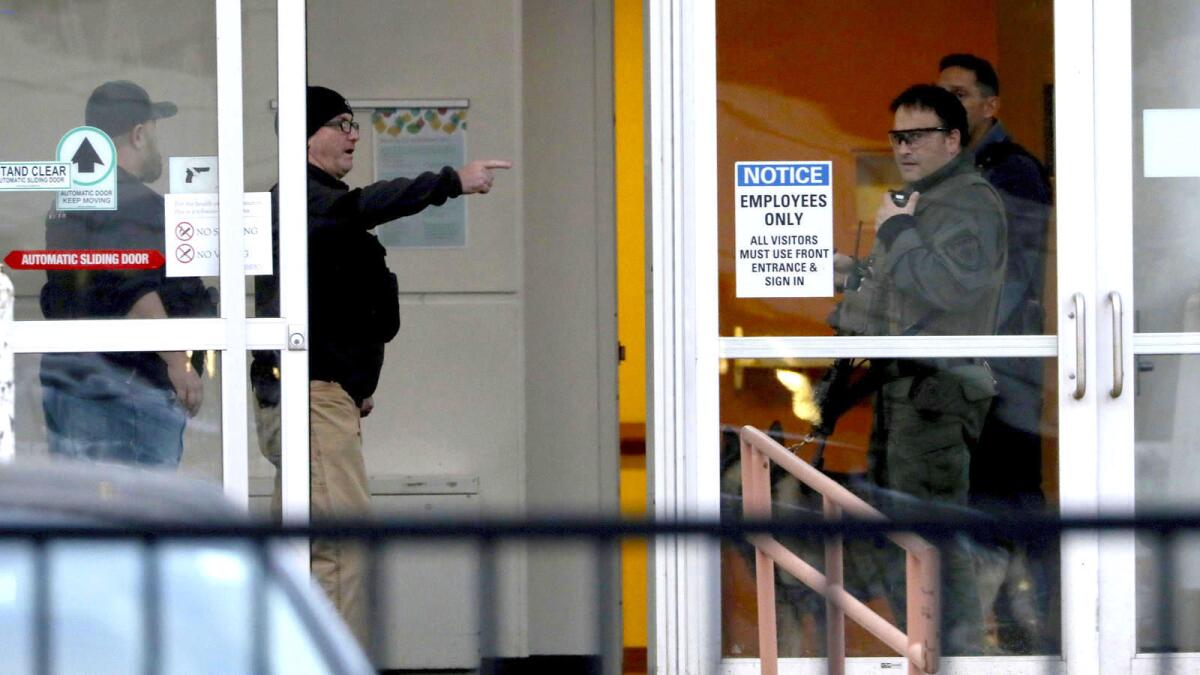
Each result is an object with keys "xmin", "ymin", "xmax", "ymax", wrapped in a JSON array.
[{"xmin": 254, "ymin": 381, "xmax": 371, "ymax": 649}]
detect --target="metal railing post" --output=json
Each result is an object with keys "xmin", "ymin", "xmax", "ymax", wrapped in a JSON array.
[
  {"xmin": 905, "ymin": 542, "xmax": 940, "ymax": 675},
  {"xmin": 0, "ymin": 264, "xmax": 13, "ymax": 464},
  {"xmin": 141, "ymin": 538, "xmax": 162, "ymax": 675},
  {"xmin": 477, "ymin": 536, "xmax": 498, "ymax": 675},
  {"xmin": 742, "ymin": 435, "xmax": 778, "ymax": 674},
  {"xmin": 824, "ymin": 499, "xmax": 845, "ymax": 675},
  {"xmin": 595, "ymin": 538, "xmax": 616, "ymax": 675},
  {"xmin": 366, "ymin": 537, "xmax": 387, "ymax": 668},
  {"xmin": 250, "ymin": 541, "xmax": 271, "ymax": 675},
  {"xmin": 33, "ymin": 537, "xmax": 50, "ymax": 675}
]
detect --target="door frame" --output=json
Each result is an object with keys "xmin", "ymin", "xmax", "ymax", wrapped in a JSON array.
[
  {"xmin": 8, "ymin": 0, "xmax": 311, "ymax": 521},
  {"xmin": 647, "ymin": 0, "xmax": 1104, "ymax": 672},
  {"xmin": 1094, "ymin": 1, "xmax": 1200, "ymax": 672}
]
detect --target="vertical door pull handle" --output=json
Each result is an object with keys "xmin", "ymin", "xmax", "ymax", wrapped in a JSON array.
[
  {"xmin": 1110, "ymin": 291, "xmax": 1124, "ymax": 398},
  {"xmin": 1069, "ymin": 292, "xmax": 1086, "ymax": 400}
]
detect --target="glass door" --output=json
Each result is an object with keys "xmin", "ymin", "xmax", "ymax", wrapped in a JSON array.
[
  {"xmin": 1097, "ymin": 1, "xmax": 1200, "ymax": 672},
  {"xmin": 0, "ymin": 0, "xmax": 308, "ymax": 517},
  {"xmin": 649, "ymin": 0, "xmax": 1102, "ymax": 673}
]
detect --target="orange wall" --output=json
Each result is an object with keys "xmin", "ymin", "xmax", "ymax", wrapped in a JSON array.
[
  {"xmin": 718, "ymin": 1, "xmax": 999, "ymax": 142},
  {"xmin": 716, "ymin": 0, "xmax": 1012, "ymax": 338},
  {"xmin": 617, "ymin": 0, "xmax": 1056, "ymax": 661},
  {"xmin": 714, "ymin": 2, "xmax": 1057, "ymax": 655}
]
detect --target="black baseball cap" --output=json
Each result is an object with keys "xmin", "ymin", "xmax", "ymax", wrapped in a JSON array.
[{"xmin": 85, "ymin": 81, "xmax": 178, "ymax": 137}]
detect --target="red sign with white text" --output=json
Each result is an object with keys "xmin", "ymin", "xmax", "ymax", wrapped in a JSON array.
[{"xmin": 4, "ymin": 249, "xmax": 165, "ymax": 270}]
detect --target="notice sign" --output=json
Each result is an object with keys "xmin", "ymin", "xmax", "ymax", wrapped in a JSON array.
[
  {"xmin": 0, "ymin": 162, "xmax": 71, "ymax": 191},
  {"xmin": 734, "ymin": 161, "xmax": 833, "ymax": 298},
  {"xmin": 164, "ymin": 193, "xmax": 273, "ymax": 277},
  {"xmin": 56, "ymin": 126, "xmax": 117, "ymax": 211}
]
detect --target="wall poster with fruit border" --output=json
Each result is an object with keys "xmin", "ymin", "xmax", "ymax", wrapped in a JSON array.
[{"xmin": 370, "ymin": 103, "xmax": 468, "ymax": 248}]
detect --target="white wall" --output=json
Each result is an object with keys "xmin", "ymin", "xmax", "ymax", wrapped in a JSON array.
[
  {"xmin": 1, "ymin": 0, "xmax": 617, "ymax": 664},
  {"xmin": 305, "ymin": 0, "xmax": 530, "ymax": 660},
  {"xmin": 307, "ymin": 0, "xmax": 618, "ymax": 663},
  {"xmin": 1131, "ymin": 1, "xmax": 1200, "ymax": 441},
  {"xmin": 522, "ymin": 0, "xmax": 619, "ymax": 657}
]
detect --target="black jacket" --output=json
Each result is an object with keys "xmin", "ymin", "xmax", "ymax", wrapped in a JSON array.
[
  {"xmin": 40, "ymin": 168, "xmax": 216, "ymax": 394},
  {"xmin": 972, "ymin": 121, "xmax": 1052, "ymax": 336},
  {"xmin": 971, "ymin": 121, "xmax": 1053, "ymax": 433},
  {"xmin": 252, "ymin": 163, "xmax": 462, "ymax": 406}
]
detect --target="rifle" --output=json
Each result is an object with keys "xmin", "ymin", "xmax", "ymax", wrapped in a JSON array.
[{"xmin": 797, "ymin": 221, "xmax": 887, "ymax": 467}]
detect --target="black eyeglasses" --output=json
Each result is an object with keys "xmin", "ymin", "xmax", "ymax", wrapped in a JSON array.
[
  {"xmin": 323, "ymin": 119, "xmax": 360, "ymax": 134},
  {"xmin": 887, "ymin": 126, "xmax": 949, "ymax": 147}
]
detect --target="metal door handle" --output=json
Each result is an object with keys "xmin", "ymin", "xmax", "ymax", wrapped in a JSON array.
[
  {"xmin": 1069, "ymin": 292, "xmax": 1086, "ymax": 400},
  {"xmin": 1109, "ymin": 291, "xmax": 1124, "ymax": 398}
]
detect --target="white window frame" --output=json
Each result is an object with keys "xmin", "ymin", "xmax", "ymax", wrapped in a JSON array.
[
  {"xmin": 1094, "ymin": 1, "xmax": 1200, "ymax": 672},
  {"xmin": 10, "ymin": 0, "xmax": 310, "ymax": 523},
  {"xmin": 274, "ymin": 0, "xmax": 310, "ymax": 524}
]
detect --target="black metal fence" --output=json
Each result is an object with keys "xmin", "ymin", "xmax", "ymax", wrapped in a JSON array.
[{"xmin": 5, "ymin": 512, "xmax": 1200, "ymax": 674}]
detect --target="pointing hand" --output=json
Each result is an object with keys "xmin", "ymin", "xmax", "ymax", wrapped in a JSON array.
[{"xmin": 458, "ymin": 159, "xmax": 513, "ymax": 194}]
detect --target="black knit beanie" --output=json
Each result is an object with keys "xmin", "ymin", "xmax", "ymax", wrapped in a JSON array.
[{"xmin": 307, "ymin": 86, "xmax": 352, "ymax": 139}]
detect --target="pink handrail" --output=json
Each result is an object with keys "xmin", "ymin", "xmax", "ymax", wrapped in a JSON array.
[{"xmin": 739, "ymin": 425, "xmax": 940, "ymax": 675}]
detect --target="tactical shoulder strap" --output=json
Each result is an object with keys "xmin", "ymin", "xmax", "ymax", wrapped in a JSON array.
[{"xmin": 977, "ymin": 140, "xmax": 1052, "ymax": 187}]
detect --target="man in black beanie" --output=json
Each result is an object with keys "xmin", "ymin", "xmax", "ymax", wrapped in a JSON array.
[{"xmin": 252, "ymin": 85, "xmax": 510, "ymax": 647}]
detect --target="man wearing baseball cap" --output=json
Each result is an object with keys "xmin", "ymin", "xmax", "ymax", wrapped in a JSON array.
[
  {"xmin": 40, "ymin": 81, "xmax": 216, "ymax": 467},
  {"xmin": 251, "ymin": 85, "xmax": 510, "ymax": 646}
]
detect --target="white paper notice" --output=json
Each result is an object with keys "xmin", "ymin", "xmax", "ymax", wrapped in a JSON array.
[
  {"xmin": 164, "ymin": 192, "xmax": 272, "ymax": 277},
  {"xmin": 734, "ymin": 161, "xmax": 834, "ymax": 297},
  {"xmin": 1144, "ymin": 109, "xmax": 1200, "ymax": 177},
  {"xmin": 372, "ymin": 107, "xmax": 467, "ymax": 248}
]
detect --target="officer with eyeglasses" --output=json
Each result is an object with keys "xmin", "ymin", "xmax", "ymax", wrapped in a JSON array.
[
  {"xmin": 829, "ymin": 83, "xmax": 1006, "ymax": 655},
  {"xmin": 250, "ymin": 85, "xmax": 511, "ymax": 649}
]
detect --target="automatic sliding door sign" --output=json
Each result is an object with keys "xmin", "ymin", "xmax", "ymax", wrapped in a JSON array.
[
  {"xmin": 3, "ymin": 249, "xmax": 164, "ymax": 270},
  {"xmin": 55, "ymin": 126, "xmax": 118, "ymax": 211}
]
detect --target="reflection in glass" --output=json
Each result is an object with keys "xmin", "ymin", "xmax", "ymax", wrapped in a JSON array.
[
  {"xmin": 249, "ymin": 351, "xmax": 282, "ymax": 520},
  {"xmin": 715, "ymin": 1, "xmax": 1056, "ymax": 338},
  {"xmin": 1133, "ymin": 1, "xmax": 1200, "ymax": 334},
  {"xmin": 1136, "ymin": 354, "xmax": 1200, "ymax": 652},
  {"xmin": 0, "ymin": 1, "xmax": 219, "ymax": 321},
  {"xmin": 720, "ymin": 357, "xmax": 1060, "ymax": 658},
  {"xmin": 38, "ymin": 80, "xmax": 219, "ymax": 328},
  {"xmin": 15, "ymin": 352, "xmax": 223, "ymax": 482}
]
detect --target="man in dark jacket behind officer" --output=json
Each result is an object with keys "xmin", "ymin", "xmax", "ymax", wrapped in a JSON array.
[
  {"xmin": 251, "ymin": 86, "xmax": 509, "ymax": 647},
  {"xmin": 833, "ymin": 84, "xmax": 1007, "ymax": 654},
  {"xmin": 939, "ymin": 52, "xmax": 1055, "ymax": 653},
  {"xmin": 938, "ymin": 53, "xmax": 1052, "ymax": 511}
]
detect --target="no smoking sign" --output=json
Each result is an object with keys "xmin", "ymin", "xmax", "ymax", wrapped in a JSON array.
[{"xmin": 164, "ymin": 192, "xmax": 273, "ymax": 277}]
